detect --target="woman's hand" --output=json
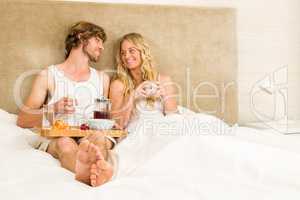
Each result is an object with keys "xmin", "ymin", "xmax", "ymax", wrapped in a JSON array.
[
  {"xmin": 152, "ymin": 81, "xmax": 167, "ymax": 99},
  {"xmin": 134, "ymin": 81, "xmax": 167, "ymax": 100},
  {"xmin": 134, "ymin": 81, "xmax": 149, "ymax": 99}
]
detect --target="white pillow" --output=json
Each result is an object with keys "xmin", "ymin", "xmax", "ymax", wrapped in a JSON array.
[{"xmin": 0, "ymin": 108, "xmax": 35, "ymax": 150}]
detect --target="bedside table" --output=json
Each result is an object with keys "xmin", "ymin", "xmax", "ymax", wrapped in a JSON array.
[{"xmin": 244, "ymin": 120, "xmax": 300, "ymax": 135}]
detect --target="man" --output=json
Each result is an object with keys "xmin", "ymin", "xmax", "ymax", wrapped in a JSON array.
[{"xmin": 17, "ymin": 21, "xmax": 114, "ymax": 186}]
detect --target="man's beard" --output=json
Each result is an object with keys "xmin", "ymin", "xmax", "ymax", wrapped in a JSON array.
[{"xmin": 83, "ymin": 44, "xmax": 99, "ymax": 63}]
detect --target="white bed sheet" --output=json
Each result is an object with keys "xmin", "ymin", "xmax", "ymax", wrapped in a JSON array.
[{"xmin": 0, "ymin": 108, "xmax": 299, "ymax": 200}]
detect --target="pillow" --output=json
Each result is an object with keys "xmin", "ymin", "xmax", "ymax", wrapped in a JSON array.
[{"xmin": 0, "ymin": 108, "xmax": 36, "ymax": 150}]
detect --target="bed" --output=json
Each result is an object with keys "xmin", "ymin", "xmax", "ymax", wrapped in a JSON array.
[
  {"xmin": 0, "ymin": 1, "xmax": 300, "ymax": 199},
  {"xmin": 1, "ymin": 108, "xmax": 300, "ymax": 199}
]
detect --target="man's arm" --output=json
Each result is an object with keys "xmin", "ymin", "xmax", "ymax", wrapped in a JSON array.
[{"xmin": 17, "ymin": 69, "xmax": 50, "ymax": 128}]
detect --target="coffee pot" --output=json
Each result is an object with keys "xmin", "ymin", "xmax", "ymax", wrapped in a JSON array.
[{"xmin": 93, "ymin": 97, "xmax": 111, "ymax": 119}]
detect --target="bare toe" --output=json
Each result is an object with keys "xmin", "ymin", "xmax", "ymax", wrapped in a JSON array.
[
  {"xmin": 97, "ymin": 159, "xmax": 110, "ymax": 170},
  {"xmin": 87, "ymin": 143, "xmax": 98, "ymax": 163},
  {"xmin": 90, "ymin": 163, "xmax": 98, "ymax": 187},
  {"xmin": 76, "ymin": 140, "xmax": 113, "ymax": 187},
  {"xmin": 78, "ymin": 139, "xmax": 89, "ymax": 153},
  {"xmin": 76, "ymin": 139, "xmax": 90, "ymax": 163},
  {"xmin": 75, "ymin": 140, "xmax": 95, "ymax": 184},
  {"xmin": 90, "ymin": 164, "xmax": 99, "ymax": 176},
  {"xmin": 89, "ymin": 158, "xmax": 113, "ymax": 187}
]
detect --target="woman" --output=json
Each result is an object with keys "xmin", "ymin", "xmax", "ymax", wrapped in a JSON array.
[
  {"xmin": 107, "ymin": 33, "xmax": 229, "ymax": 178},
  {"xmin": 103, "ymin": 32, "xmax": 185, "ymax": 178},
  {"xmin": 109, "ymin": 33, "xmax": 178, "ymax": 130}
]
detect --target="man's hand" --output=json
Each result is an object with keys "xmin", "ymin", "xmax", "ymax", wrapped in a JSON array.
[{"xmin": 52, "ymin": 97, "xmax": 77, "ymax": 114}]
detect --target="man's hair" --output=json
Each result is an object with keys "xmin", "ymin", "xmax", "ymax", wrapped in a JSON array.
[{"xmin": 65, "ymin": 21, "xmax": 107, "ymax": 59}]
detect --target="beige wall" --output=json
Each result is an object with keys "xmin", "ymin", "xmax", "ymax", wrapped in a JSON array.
[{"xmin": 59, "ymin": 0, "xmax": 300, "ymax": 124}]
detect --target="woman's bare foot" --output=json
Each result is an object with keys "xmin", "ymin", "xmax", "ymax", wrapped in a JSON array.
[
  {"xmin": 75, "ymin": 140, "xmax": 101, "ymax": 184},
  {"xmin": 90, "ymin": 158, "xmax": 114, "ymax": 187}
]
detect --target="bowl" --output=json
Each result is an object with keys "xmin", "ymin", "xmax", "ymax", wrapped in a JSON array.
[{"xmin": 87, "ymin": 119, "xmax": 115, "ymax": 130}]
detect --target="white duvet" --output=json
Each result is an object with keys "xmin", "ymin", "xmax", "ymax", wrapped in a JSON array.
[{"xmin": 0, "ymin": 108, "xmax": 299, "ymax": 200}]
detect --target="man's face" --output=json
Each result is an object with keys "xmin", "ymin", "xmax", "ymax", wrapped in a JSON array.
[{"xmin": 83, "ymin": 36, "xmax": 104, "ymax": 62}]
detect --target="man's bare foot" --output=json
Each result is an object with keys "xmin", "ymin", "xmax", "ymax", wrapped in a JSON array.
[
  {"xmin": 90, "ymin": 157, "xmax": 114, "ymax": 187},
  {"xmin": 75, "ymin": 139, "xmax": 101, "ymax": 184}
]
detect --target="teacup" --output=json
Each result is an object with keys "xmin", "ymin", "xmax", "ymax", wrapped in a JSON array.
[{"xmin": 143, "ymin": 82, "xmax": 158, "ymax": 97}]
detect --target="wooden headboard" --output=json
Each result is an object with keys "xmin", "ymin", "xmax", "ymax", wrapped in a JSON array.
[{"xmin": 0, "ymin": 1, "xmax": 238, "ymax": 124}]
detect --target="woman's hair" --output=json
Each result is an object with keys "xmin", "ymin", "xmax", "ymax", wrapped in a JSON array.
[
  {"xmin": 115, "ymin": 33, "xmax": 158, "ymax": 96},
  {"xmin": 65, "ymin": 21, "xmax": 106, "ymax": 59}
]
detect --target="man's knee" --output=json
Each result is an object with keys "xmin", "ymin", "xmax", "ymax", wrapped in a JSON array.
[{"xmin": 55, "ymin": 137, "xmax": 78, "ymax": 154}]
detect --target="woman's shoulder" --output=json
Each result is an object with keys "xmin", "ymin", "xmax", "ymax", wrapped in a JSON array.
[{"xmin": 110, "ymin": 78, "xmax": 125, "ymax": 91}]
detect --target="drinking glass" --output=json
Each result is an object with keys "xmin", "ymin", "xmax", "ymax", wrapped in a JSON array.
[{"xmin": 42, "ymin": 104, "xmax": 55, "ymax": 129}]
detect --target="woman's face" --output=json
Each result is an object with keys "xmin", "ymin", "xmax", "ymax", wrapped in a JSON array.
[{"xmin": 120, "ymin": 40, "xmax": 142, "ymax": 71}]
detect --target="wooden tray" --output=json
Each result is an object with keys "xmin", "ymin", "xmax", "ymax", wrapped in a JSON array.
[{"xmin": 35, "ymin": 127, "xmax": 127, "ymax": 138}]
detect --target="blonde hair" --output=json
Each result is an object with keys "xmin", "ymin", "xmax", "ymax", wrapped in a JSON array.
[{"xmin": 115, "ymin": 33, "xmax": 158, "ymax": 97}]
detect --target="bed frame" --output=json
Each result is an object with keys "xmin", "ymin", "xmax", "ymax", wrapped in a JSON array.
[{"xmin": 0, "ymin": 0, "xmax": 238, "ymax": 124}]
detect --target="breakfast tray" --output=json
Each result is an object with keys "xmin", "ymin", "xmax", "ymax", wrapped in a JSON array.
[{"xmin": 35, "ymin": 127, "xmax": 127, "ymax": 138}]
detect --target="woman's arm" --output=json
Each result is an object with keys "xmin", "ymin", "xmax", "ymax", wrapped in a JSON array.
[
  {"xmin": 158, "ymin": 75, "xmax": 178, "ymax": 115},
  {"xmin": 109, "ymin": 80, "xmax": 134, "ymax": 129}
]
